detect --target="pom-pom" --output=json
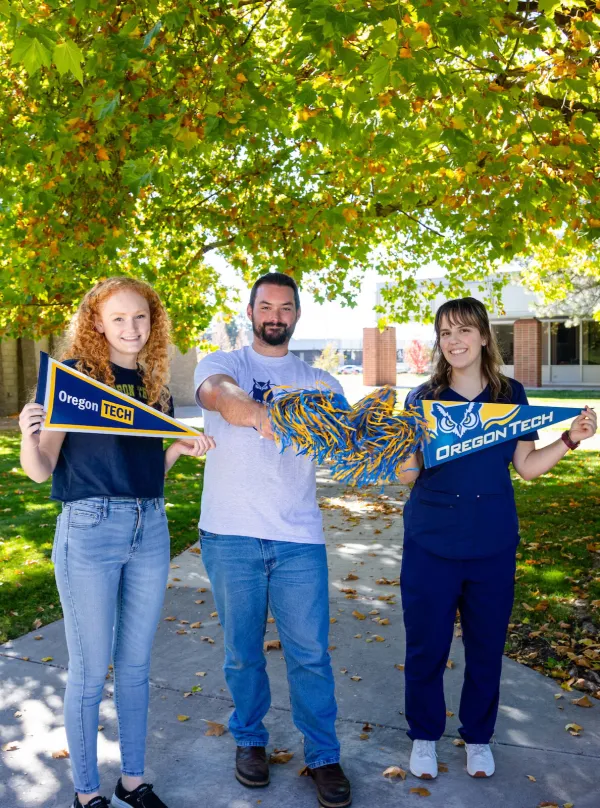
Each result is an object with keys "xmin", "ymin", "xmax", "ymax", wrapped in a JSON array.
[
  {"xmin": 268, "ymin": 387, "xmax": 353, "ymax": 464},
  {"xmin": 267, "ymin": 384, "xmax": 429, "ymax": 487}
]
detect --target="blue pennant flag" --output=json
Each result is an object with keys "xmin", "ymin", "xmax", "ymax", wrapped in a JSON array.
[
  {"xmin": 35, "ymin": 352, "xmax": 203, "ymax": 439},
  {"xmin": 418, "ymin": 400, "xmax": 581, "ymax": 468}
]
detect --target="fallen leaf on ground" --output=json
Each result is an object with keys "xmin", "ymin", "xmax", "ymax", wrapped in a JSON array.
[
  {"xmin": 210, "ymin": 611, "xmax": 218, "ymax": 618},
  {"xmin": 177, "ymin": 715, "xmax": 190, "ymax": 722},
  {"xmin": 565, "ymin": 722, "xmax": 583, "ymax": 733},
  {"xmin": 264, "ymin": 640, "xmax": 281, "ymax": 651},
  {"xmin": 200, "ymin": 636, "xmax": 215, "ymax": 644},
  {"xmin": 267, "ymin": 617, "xmax": 275, "ymax": 623},
  {"xmin": 350, "ymin": 675, "xmax": 362, "ymax": 682},
  {"xmin": 382, "ymin": 766, "xmax": 407, "ymax": 779},
  {"xmin": 572, "ymin": 695, "xmax": 593, "ymax": 707},
  {"xmin": 409, "ymin": 786, "xmax": 431, "ymax": 796},
  {"xmin": 194, "ymin": 600, "xmax": 204, "ymax": 605},
  {"xmin": 190, "ymin": 622, "xmax": 202, "ymax": 629},
  {"xmin": 13, "ymin": 711, "xmax": 22, "ymax": 718},
  {"xmin": 526, "ymin": 775, "xmax": 536, "ymax": 782},
  {"xmin": 438, "ymin": 763, "xmax": 449, "ymax": 773},
  {"xmin": 344, "ymin": 573, "xmax": 359, "ymax": 581},
  {"xmin": 188, "ymin": 547, "xmax": 201, "ymax": 554},
  {"xmin": 269, "ymin": 751, "xmax": 294, "ymax": 764},
  {"xmin": 2, "ymin": 742, "xmax": 19, "ymax": 752},
  {"xmin": 164, "ymin": 616, "xmax": 177, "ymax": 622},
  {"xmin": 98, "ymin": 725, "xmax": 104, "ymax": 731},
  {"xmin": 395, "ymin": 664, "xmax": 404, "ymax": 671},
  {"xmin": 34, "ymin": 635, "xmax": 43, "ymax": 641},
  {"xmin": 176, "ymin": 629, "xmax": 187, "ymax": 635},
  {"xmin": 446, "ymin": 660, "xmax": 455, "ymax": 669},
  {"xmin": 52, "ymin": 749, "xmax": 70, "ymax": 759},
  {"xmin": 204, "ymin": 720, "xmax": 225, "ymax": 736},
  {"xmin": 41, "ymin": 657, "xmax": 53, "ymax": 663},
  {"xmin": 298, "ymin": 766, "xmax": 310, "ymax": 777},
  {"xmin": 446, "ymin": 710, "xmax": 454, "ymax": 717},
  {"xmin": 452, "ymin": 739, "xmax": 465, "ymax": 746},
  {"xmin": 378, "ymin": 618, "xmax": 390, "ymax": 626},
  {"xmin": 196, "ymin": 671, "xmax": 207, "ymax": 677},
  {"xmin": 374, "ymin": 635, "xmax": 385, "ymax": 642},
  {"xmin": 352, "ymin": 611, "xmax": 366, "ymax": 620},
  {"xmin": 362, "ymin": 723, "xmax": 372, "ymax": 732}
]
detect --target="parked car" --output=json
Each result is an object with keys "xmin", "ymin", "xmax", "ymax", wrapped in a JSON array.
[
  {"xmin": 339, "ymin": 364, "xmax": 362, "ymax": 375},
  {"xmin": 396, "ymin": 362, "xmax": 410, "ymax": 373}
]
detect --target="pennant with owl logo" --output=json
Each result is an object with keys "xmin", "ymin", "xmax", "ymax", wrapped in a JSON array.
[{"xmin": 418, "ymin": 400, "xmax": 581, "ymax": 468}]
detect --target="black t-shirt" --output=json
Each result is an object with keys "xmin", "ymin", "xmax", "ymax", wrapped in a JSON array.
[{"xmin": 51, "ymin": 361, "xmax": 174, "ymax": 502}]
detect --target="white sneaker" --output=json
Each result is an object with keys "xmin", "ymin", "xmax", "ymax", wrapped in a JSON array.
[
  {"xmin": 409, "ymin": 739, "xmax": 438, "ymax": 779},
  {"xmin": 466, "ymin": 743, "xmax": 495, "ymax": 777}
]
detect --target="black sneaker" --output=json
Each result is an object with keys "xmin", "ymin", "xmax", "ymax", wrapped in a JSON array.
[
  {"xmin": 73, "ymin": 797, "xmax": 110, "ymax": 808},
  {"xmin": 110, "ymin": 780, "xmax": 168, "ymax": 808}
]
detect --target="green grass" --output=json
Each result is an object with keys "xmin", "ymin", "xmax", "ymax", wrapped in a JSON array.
[
  {"xmin": 508, "ymin": 451, "xmax": 600, "ymax": 684},
  {"xmin": 0, "ymin": 431, "xmax": 204, "ymax": 644},
  {"xmin": 525, "ymin": 389, "xmax": 600, "ymax": 400}
]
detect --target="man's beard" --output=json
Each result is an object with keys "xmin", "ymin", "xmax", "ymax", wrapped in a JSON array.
[{"xmin": 252, "ymin": 317, "xmax": 296, "ymax": 346}]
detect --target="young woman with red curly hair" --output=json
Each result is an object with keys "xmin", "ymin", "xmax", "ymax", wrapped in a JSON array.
[{"xmin": 19, "ymin": 278, "xmax": 215, "ymax": 808}]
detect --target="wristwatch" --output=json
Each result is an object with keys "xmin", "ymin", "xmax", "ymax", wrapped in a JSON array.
[{"xmin": 561, "ymin": 430, "xmax": 580, "ymax": 450}]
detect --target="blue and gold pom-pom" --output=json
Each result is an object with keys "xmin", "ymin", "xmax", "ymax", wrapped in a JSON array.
[
  {"xmin": 267, "ymin": 387, "xmax": 354, "ymax": 465},
  {"xmin": 267, "ymin": 385, "xmax": 428, "ymax": 487}
]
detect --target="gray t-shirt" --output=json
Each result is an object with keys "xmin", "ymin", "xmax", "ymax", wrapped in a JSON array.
[{"xmin": 194, "ymin": 345, "xmax": 343, "ymax": 543}]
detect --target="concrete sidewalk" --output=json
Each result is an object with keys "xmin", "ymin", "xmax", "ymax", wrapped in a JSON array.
[{"xmin": 1, "ymin": 471, "xmax": 599, "ymax": 808}]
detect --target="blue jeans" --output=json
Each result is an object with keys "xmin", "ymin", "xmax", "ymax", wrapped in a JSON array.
[
  {"xmin": 199, "ymin": 531, "xmax": 340, "ymax": 768},
  {"xmin": 53, "ymin": 497, "xmax": 170, "ymax": 794}
]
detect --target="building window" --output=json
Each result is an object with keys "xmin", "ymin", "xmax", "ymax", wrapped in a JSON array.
[
  {"xmin": 551, "ymin": 322, "xmax": 579, "ymax": 365},
  {"xmin": 583, "ymin": 321, "xmax": 600, "ymax": 365},
  {"xmin": 492, "ymin": 324, "xmax": 514, "ymax": 365}
]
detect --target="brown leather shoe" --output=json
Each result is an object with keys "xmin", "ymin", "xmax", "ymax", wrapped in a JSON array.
[
  {"xmin": 235, "ymin": 746, "xmax": 270, "ymax": 788},
  {"xmin": 309, "ymin": 763, "xmax": 352, "ymax": 807}
]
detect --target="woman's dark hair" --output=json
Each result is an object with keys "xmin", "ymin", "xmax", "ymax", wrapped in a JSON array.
[
  {"xmin": 249, "ymin": 272, "xmax": 300, "ymax": 310},
  {"xmin": 428, "ymin": 297, "xmax": 511, "ymax": 402}
]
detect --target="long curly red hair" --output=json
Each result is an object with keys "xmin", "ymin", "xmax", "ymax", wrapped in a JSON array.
[{"xmin": 61, "ymin": 277, "xmax": 172, "ymax": 412}]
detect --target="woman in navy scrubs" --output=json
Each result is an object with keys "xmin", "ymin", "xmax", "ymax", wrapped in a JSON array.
[{"xmin": 398, "ymin": 297, "xmax": 597, "ymax": 781}]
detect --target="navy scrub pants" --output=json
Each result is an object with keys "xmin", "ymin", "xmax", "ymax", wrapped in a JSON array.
[{"xmin": 400, "ymin": 539, "xmax": 516, "ymax": 744}]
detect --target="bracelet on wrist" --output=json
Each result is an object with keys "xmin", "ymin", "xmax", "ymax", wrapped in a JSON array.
[{"xmin": 561, "ymin": 430, "xmax": 580, "ymax": 451}]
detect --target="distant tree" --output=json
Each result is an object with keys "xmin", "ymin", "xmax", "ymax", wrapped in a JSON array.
[
  {"xmin": 405, "ymin": 340, "xmax": 431, "ymax": 374},
  {"xmin": 313, "ymin": 343, "xmax": 344, "ymax": 374}
]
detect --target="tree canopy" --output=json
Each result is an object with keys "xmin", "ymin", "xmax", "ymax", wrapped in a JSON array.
[{"xmin": 2, "ymin": 0, "xmax": 600, "ymax": 348}]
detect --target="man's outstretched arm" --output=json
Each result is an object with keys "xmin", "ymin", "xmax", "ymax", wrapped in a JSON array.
[{"xmin": 198, "ymin": 374, "xmax": 274, "ymax": 439}]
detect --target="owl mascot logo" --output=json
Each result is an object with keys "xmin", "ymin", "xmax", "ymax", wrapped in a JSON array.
[
  {"xmin": 431, "ymin": 401, "xmax": 481, "ymax": 438},
  {"xmin": 250, "ymin": 379, "xmax": 274, "ymax": 405}
]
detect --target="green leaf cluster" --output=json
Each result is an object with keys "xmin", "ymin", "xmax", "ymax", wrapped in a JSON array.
[{"xmin": 1, "ymin": 1, "xmax": 600, "ymax": 346}]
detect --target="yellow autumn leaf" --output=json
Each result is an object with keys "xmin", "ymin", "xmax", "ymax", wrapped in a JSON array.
[
  {"xmin": 409, "ymin": 786, "xmax": 431, "ymax": 796},
  {"xmin": 52, "ymin": 749, "xmax": 70, "ymax": 759},
  {"xmin": 571, "ymin": 695, "xmax": 593, "ymax": 707},
  {"xmin": 96, "ymin": 146, "xmax": 110, "ymax": 161},
  {"xmin": 382, "ymin": 766, "xmax": 407, "ymax": 779},
  {"xmin": 204, "ymin": 720, "xmax": 226, "ymax": 736},
  {"xmin": 236, "ymin": 72, "xmax": 248, "ymax": 83},
  {"xmin": 352, "ymin": 610, "xmax": 366, "ymax": 620},
  {"xmin": 177, "ymin": 715, "xmax": 190, "ymax": 722}
]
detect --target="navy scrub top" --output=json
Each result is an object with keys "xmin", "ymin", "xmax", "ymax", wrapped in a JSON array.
[{"xmin": 403, "ymin": 378, "xmax": 537, "ymax": 560}]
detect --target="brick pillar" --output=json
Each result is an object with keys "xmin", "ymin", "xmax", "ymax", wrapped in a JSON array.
[
  {"xmin": 514, "ymin": 318, "xmax": 542, "ymax": 388},
  {"xmin": 0, "ymin": 339, "xmax": 20, "ymax": 415},
  {"xmin": 363, "ymin": 327, "xmax": 397, "ymax": 386},
  {"xmin": 18, "ymin": 338, "xmax": 38, "ymax": 408}
]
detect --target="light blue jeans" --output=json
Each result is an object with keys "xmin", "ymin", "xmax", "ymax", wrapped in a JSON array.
[
  {"xmin": 53, "ymin": 497, "xmax": 170, "ymax": 794},
  {"xmin": 199, "ymin": 530, "xmax": 340, "ymax": 768}
]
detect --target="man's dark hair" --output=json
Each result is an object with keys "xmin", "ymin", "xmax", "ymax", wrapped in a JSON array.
[{"xmin": 249, "ymin": 272, "xmax": 300, "ymax": 310}]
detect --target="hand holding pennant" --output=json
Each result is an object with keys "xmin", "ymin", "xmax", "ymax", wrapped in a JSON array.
[
  {"xmin": 35, "ymin": 352, "xmax": 206, "ymax": 440},
  {"xmin": 417, "ymin": 400, "xmax": 583, "ymax": 468}
]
